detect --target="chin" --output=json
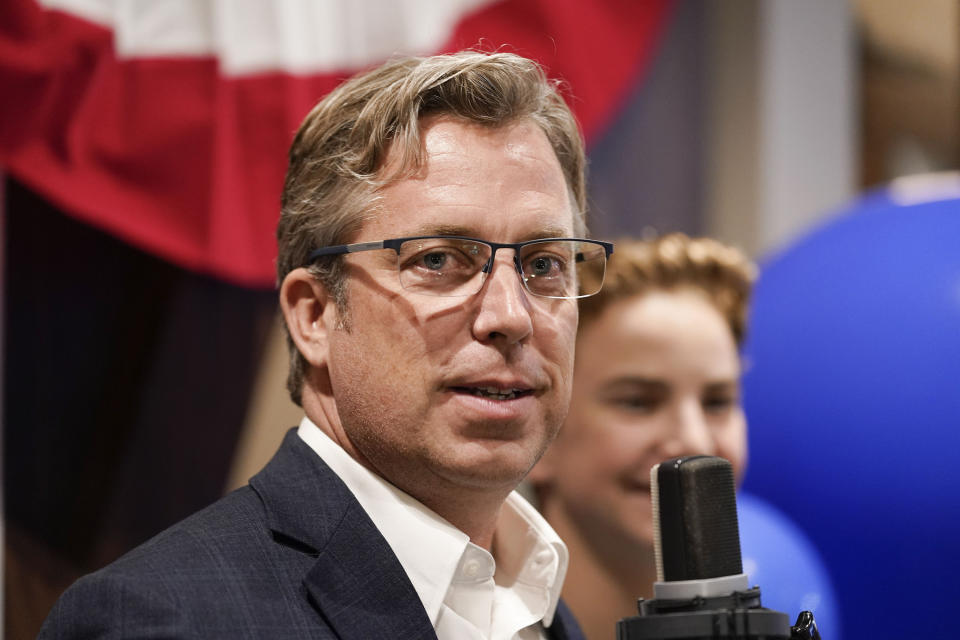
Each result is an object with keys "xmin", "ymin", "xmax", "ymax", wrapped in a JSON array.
[
  {"xmin": 440, "ymin": 468, "xmax": 528, "ymax": 493},
  {"xmin": 436, "ymin": 451, "xmax": 534, "ymax": 490},
  {"xmin": 610, "ymin": 509, "xmax": 656, "ymax": 550}
]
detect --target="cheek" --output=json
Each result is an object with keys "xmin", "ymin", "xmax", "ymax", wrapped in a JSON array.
[
  {"xmin": 417, "ymin": 306, "xmax": 471, "ymax": 356},
  {"xmin": 328, "ymin": 333, "xmax": 398, "ymax": 418},
  {"xmin": 561, "ymin": 408, "xmax": 655, "ymax": 476},
  {"xmin": 534, "ymin": 306, "xmax": 578, "ymax": 416},
  {"xmin": 329, "ymin": 310, "xmax": 427, "ymax": 417},
  {"xmin": 541, "ymin": 301, "xmax": 578, "ymax": 356},
  {"xmin": 346, "ymin": 290, "xmax": 438, "ymax": 370},
  {"xmin": 716, "ymin": 415, "xmax": 749, "ymax": 480}
]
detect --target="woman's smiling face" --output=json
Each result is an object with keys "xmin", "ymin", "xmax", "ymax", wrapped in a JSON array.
[{"xmin": 533, "ymin": 288, "xmax": 748, "ymax": 553}]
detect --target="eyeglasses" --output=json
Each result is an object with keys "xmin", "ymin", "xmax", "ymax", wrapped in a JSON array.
[{"xmin": 307, "ymin": 236, "xmax": 614, "ymax": 299}]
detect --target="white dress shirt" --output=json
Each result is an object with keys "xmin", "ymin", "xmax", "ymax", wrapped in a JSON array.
[{"xmin": 297, "ymin": 417, "xmax": 568, "ymax": 640}]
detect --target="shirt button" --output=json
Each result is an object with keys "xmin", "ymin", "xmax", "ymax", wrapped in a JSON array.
[
  {"xmin": 534, "ymin": 550, "xmax": 553, "ymax": 566},
  {"xmin": 463, "ymin": 560, "xmax": 481, "ymax": 578}
]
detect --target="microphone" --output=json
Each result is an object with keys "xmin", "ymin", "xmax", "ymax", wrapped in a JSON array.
[{"xmin": 616, "ymin": 456, "xmax": 821, "ymax": 639}]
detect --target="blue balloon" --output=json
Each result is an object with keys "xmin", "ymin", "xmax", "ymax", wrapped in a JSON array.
[
  {"xmin": 741, "ymin": 187, "xmax": 960, "ymax": 639},
  {"xmin": 738, "ymin": 491, "xmax": 840, "ymax": 638}
]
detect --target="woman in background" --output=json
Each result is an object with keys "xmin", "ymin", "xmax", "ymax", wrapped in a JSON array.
[{"xmin": 530, "ymin": 233, "xmax": 755, "ymax": 639}]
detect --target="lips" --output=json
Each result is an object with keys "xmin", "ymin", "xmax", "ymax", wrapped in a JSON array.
[{"xmin": 621, "ymin": 476, "xmax": 651, "ymax": 493}]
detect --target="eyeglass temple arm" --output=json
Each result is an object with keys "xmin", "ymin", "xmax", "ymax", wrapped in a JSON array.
[{"xmin": 308, "ymin": 240, "xmax": 389, "ymax": 262}]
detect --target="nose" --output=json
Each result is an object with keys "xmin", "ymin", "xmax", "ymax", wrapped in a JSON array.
[
  {"xmin": 470, "ymin": 251, "xmax": 534, "ymax": 345},
  {"xmin": 660, "ymin": 398, "xmax": 716, "ymax": 459}
]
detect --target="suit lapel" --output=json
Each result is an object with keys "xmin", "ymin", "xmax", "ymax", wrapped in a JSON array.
[
  {"xmin": 304, "ymin": 500, "xmax": 436, "ymax": 640},
  {"xmin": 250, "ymin": 429, "xmax": 436, "ymax": 640},
  {"xmin": 546, "ymin": 599, "xmax": 587, "ymax": 640}
]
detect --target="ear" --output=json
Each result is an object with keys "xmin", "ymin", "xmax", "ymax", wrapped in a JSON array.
[{"xmin": 279, "ymin": 267, "xmax": 339, "ymax": 370}]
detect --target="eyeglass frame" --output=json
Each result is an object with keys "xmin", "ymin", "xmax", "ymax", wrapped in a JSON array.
[{"xmin": 306, "ymin": 235, "xmax": 615, "ymax": 299}]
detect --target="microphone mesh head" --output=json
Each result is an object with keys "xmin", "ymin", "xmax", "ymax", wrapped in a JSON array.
[{"xmin": 654, "ymin": 456, "xmax": 743, "ymax": 581}]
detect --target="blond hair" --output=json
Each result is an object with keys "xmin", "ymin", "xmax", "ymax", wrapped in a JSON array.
[
  {"xmin": 578, "ymin": 234, "xmax": 756, "ymax": 346},
  {"xmin": 277, "ymin": 51, "xmax": 587, "ymax": 405}
]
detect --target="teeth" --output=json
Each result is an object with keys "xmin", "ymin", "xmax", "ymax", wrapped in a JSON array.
[{"xmin": 469, "ymin": 387, "xmax": 521, "ymax": 400}]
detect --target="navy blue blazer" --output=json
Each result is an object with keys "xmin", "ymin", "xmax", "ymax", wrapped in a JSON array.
[{"xmin": 40, "ymin": 429, "xmax": 585, "ymax": 639}]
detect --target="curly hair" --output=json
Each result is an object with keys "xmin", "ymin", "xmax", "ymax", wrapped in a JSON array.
[{"xmin": 578, "ymin": 233, "xmax": 756, "ymax": 346}]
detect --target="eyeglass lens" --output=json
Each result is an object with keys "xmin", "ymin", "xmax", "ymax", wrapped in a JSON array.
[{"xmin": 395, "ymin": 238, "xmax": 606, "ymax": 298}]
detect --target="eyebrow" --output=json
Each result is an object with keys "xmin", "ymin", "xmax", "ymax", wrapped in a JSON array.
[
  {"xmin": 704, "ymin": 380, "xmax": 741, "ymax": 393},
  {"xmin": 604, "ymin": 377, "xmax": 668, "ymax": 391},
  {"xmin": 603, "ymin": 376, "xmax": 739, "ymax": 391},
  {"xmin": 407, "ymin": 223, "xmax": 574, "ymax": 241}
]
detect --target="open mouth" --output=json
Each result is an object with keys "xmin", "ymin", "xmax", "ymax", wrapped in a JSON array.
[{"xmin": 451, "ymin": 386, "xmax": 533, "ymax": 401}]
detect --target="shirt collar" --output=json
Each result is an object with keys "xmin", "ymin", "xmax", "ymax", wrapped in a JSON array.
[{"xmin": 296, "ymin": 416, "xmax": 568, "ymax": 627}]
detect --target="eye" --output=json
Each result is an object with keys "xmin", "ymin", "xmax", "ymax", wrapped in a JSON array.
[
  {"xmin": 702, "ymin": 393, "xmax": 738, "ymax": 415},
  {"xmin": 524, "ymin": 253, "xmax": 565, "ymax": 277},
  {"xmin": 420, "ymin": 251, "xmax": 448, "ymax": 271},
  {"xmin": 399, "ymin": 241, "xmax": 483, "ymax": 274},
  {"xmin": 608, "ymin": 394, "xmax": 662, "ymax": 414},
  {"xmin": 531, "ymin": 256, "xmax": 558, "ymax": 276}
]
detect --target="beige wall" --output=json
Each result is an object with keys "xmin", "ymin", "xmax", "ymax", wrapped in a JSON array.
[{"xmin": 226, "ymin": 314, "xmax": 302, "ymax": 492}]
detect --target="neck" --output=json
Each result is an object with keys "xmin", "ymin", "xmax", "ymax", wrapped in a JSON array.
[
  {"xmin": 541, "ymin": 499, "xmax": 657, "ymax": 640},
  {"xmin": 301, "ymin": 389, "xmax": 509, "ymax": 550},
  {"xmin": 415, "ymin": 488, "xmax": 508, "ymax": 550}
]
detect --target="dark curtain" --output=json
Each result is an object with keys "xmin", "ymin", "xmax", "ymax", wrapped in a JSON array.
[
  {"xmin": 586, "ymin": 0, "xmax": 706, "ymax": 239},
  {"xmin": 3, "ymin": 177, "xmax": 278, "ymax": 637}
]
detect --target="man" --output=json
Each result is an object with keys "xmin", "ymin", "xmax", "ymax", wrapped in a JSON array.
[{"xmin": 41, "ymin": 51, "xmax": 613, "ymax": 639}]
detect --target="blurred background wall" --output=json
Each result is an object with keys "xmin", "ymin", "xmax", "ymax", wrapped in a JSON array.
[{"xmin": 2, "ymin": 0, "xmax": 958, "ymax": 638}]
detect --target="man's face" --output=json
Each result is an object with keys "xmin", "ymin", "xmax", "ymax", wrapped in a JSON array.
[{"xmin": 325, "ymin": 116, "xmax": 579, "ymax": 503}]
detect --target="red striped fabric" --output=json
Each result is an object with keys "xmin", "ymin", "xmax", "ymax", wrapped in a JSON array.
[{"xmin": 0, "ymin": 0, "xmax": 672, "ymax": 287}]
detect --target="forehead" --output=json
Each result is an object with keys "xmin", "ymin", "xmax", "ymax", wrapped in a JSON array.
[
  {"xmin": 365, "ymin": 117, "xmax": 577, "ymax": 240},
  {"xmin": 579, "ymin": 290, "xmax": 741, "ymax": 379}
]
